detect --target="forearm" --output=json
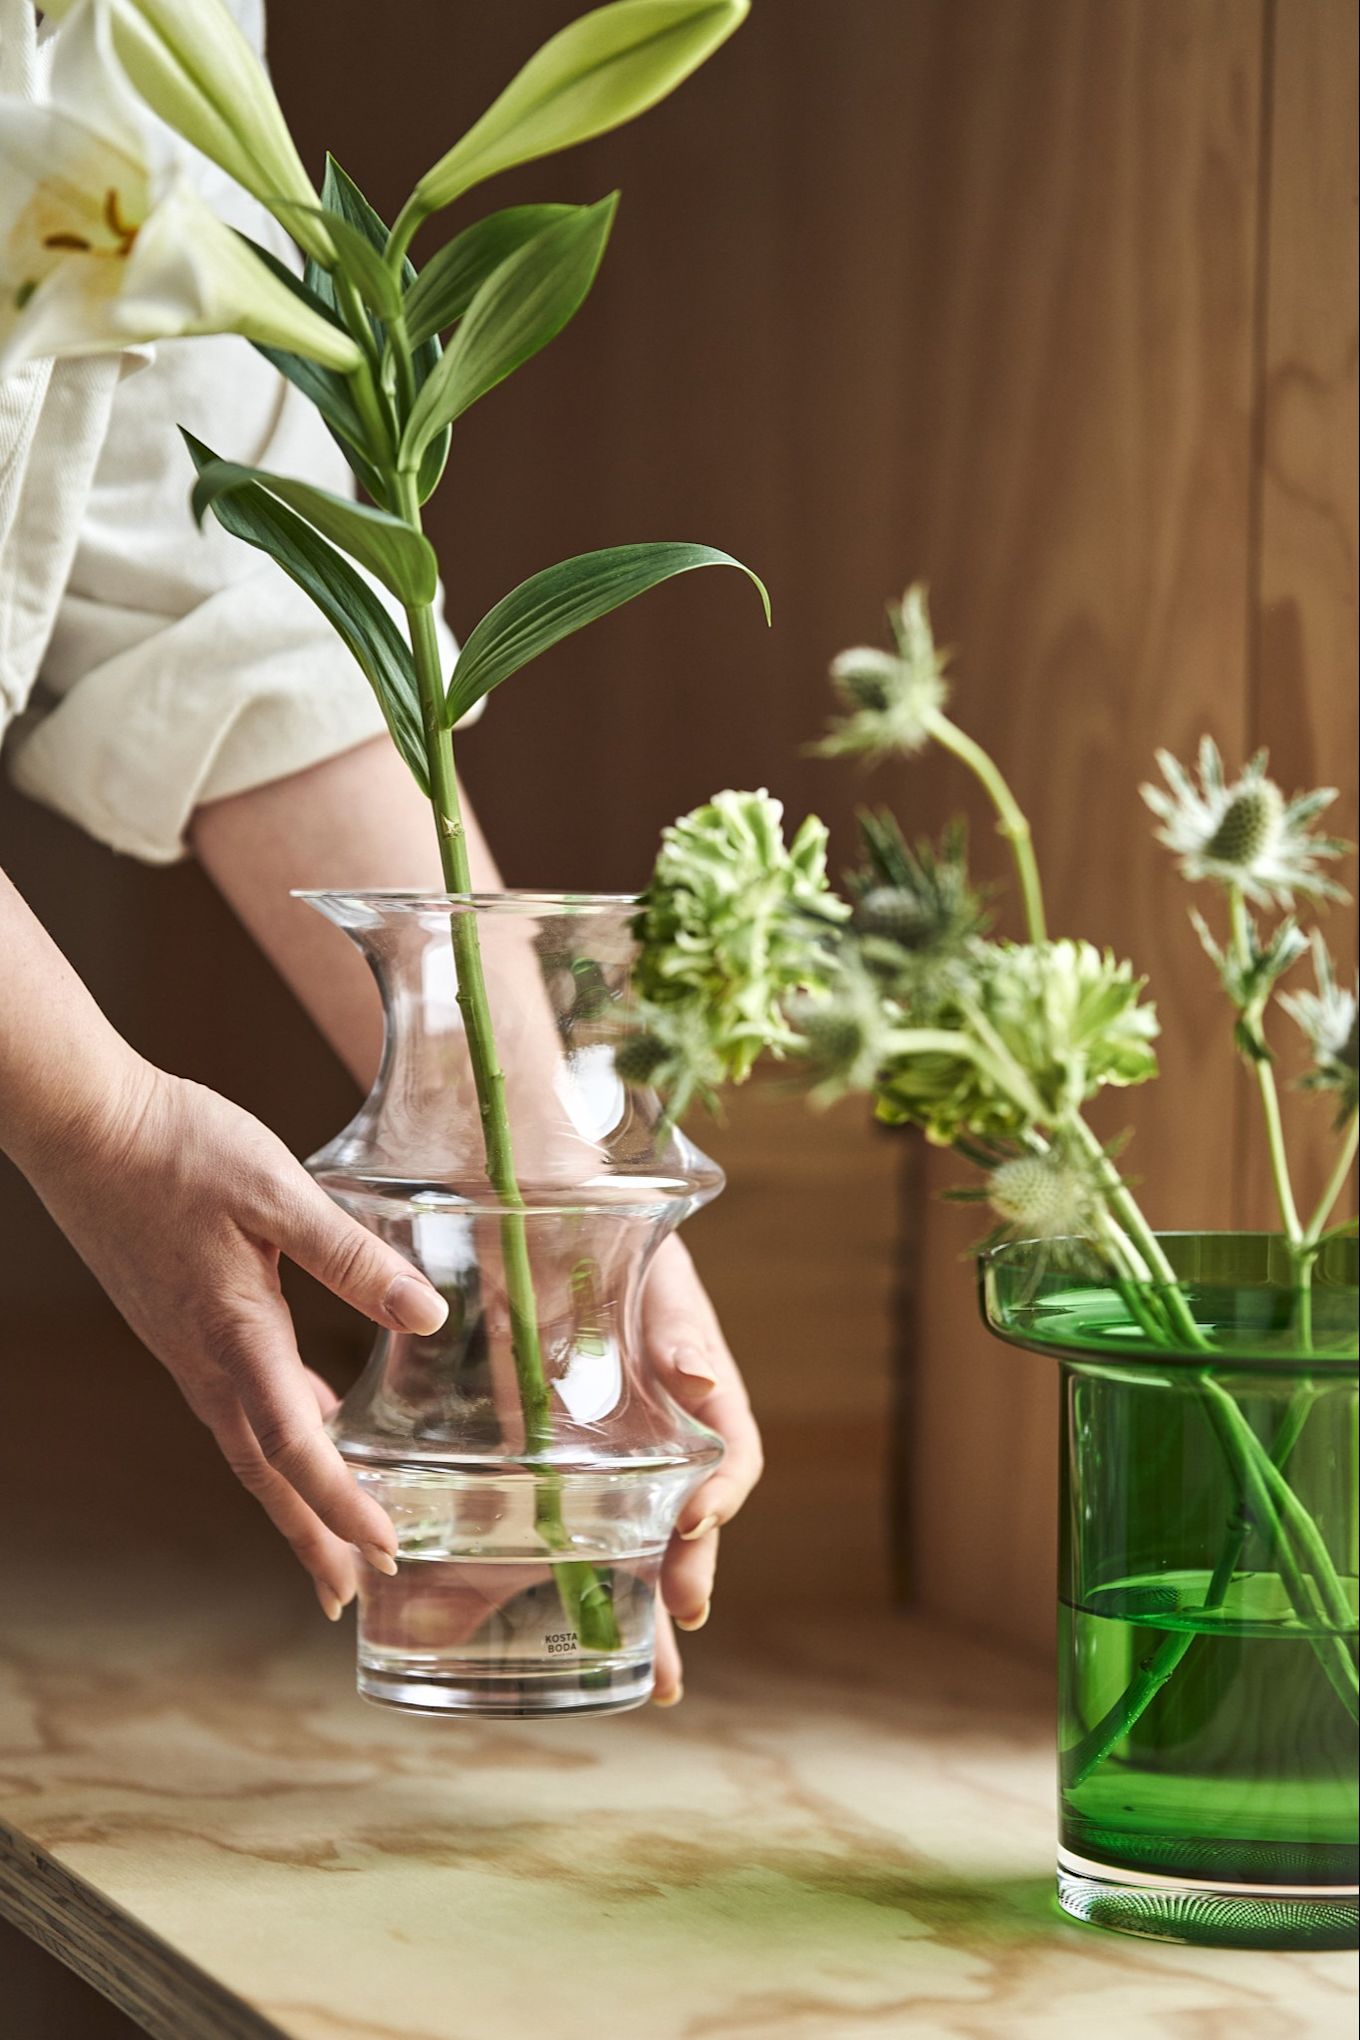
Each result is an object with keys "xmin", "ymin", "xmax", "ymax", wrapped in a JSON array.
[
  {"xmin": 0, "ymin": 867, "xmax": 145, "ymax": 1176},
  {"xmin": 190, "ymin": 736, "xmax": 502, "ymax": 1087}
]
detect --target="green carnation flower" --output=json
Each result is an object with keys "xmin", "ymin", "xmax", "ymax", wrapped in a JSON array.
[{"xmin": 630, "ymin": 789, "xmax": 849, "ymax": 1103}]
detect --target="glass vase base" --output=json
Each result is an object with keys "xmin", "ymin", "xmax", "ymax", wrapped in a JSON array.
[
  {"xmin": 357, "ymin": 1657, "xmax": 654, "ymax": 1718},
  {"xmin": 1057, "ymin": 1853, "xmax": 1359, "ymax": 1951}
]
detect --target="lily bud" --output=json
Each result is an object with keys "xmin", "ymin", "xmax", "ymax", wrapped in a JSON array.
[
  {"xmin": 407, "ymin": 2, "xmax": 749, "ymax": 227},
  {"xmin": 42, "ymin": 0, "xmax": 333, "ymax": 264}
]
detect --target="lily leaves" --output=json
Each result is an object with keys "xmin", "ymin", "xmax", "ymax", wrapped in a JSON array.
[
  {"xmin": 400, "ymin": 195, "xmax": 617, "ymax": 468},
  {"xmin": 408, "ymin": 0, "xmax": 749, "ymax": 220},
  {"xmin": 189, "ymin": 457, "xmax": 437, "ymax": 606},
  {"xmin": 182, "ymin": 431, "xmax": 429, "ymax": 792},
  {"xmin": 446, "ymin": 542, "xmax": 770, "ymax": 725},
  {"xmin": 404, "ymin": 204, "xmax": 578, "ymax": 350}
]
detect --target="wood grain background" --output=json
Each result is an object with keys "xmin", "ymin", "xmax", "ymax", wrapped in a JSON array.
[{"xmin": 1, "ymin": 0, "xmax": 1355, "ymax": 1655}]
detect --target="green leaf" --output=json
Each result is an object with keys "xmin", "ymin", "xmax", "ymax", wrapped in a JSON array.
[
  {"xmin": 181, "ymin": 431, "xmax": 429, "ymax": 794},
  {"xmin": 445, "ymin": 540, "xmax": 770, "ymax": 725},
  {"xmin": 279, "ymin": 203, "xmax": 402, "ymax": 321},
  {"xmin": 189, "ymin": 459, "xmax": 438, "ymax": 607},
  {"xmin": 401, "ymin": 196, "xmax": 617, "ymax": 468},
  {"xmin": 315, "ymin": 156, "xmax": 450, "ymax": 502},
  {"xmin": 410, "ymin": 0, "xmax": 749, "ymax": 215},
  {"xmin": 238, "ymin": 233, "xmax": 389, "ymax": 503},
  {"xmin": 404, "ymin": 204, "xmax": 578, "ymax": 348}
]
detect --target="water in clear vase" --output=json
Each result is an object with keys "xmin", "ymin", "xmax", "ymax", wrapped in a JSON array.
[
  {"xmin": 984, "ymin": 1232, "xmax": 1359, "ymax": 1951},
  {"xmin": 297, "ymin": 892, "xmax": 724, "ymax": 1718}
]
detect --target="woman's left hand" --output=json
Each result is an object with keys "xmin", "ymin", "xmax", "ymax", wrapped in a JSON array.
[{"xmin": 642, "ymin": 1235, "xmax": 763, "ymax": 1704}]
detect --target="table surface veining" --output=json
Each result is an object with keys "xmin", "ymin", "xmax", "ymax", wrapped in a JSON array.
[{"xmin": 0, "ymin": 1560, "xmax": 1354, "ymax": 2040}]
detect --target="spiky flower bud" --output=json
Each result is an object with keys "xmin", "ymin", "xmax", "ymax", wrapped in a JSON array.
[
  {"xmin": 1283, "ymin": 934, "xmax": 1359, "ymax": 1122},
  {"xmin": 815, "ymin": 583, "xmax": 950, "ymax": 761},
  {"xmin": 1204, "ymin": 780, "xmax": 1283, "ymax": 869},
  {"xmin": 856, "ymin": 884, "xmax": 936, "ymax": 948},
  {"xmin": 828, "ymin": 650, "xmax": 897, "ymax": 713},
  {"xmin": 613, "ymin": 1032, "xmax": 671, "ymax": 1088},
  {"xmin": 988, "ymin": 1152, "xmax": 1095, "ymax": 1238},
  {"xmin": 1143, "ymin": 738, "xmax": 1348, "ymax": 908}
]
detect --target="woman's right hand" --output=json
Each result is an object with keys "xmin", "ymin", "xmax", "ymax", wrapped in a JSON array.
[{"xmin": 19, "ymin": 1055, "xmax": 448, "ymax": 1617}]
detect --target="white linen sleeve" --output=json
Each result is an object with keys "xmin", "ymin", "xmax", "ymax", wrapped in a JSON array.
[{"xmin": 6, "ymin": 310, "xmax": 468, "ymax": 866}]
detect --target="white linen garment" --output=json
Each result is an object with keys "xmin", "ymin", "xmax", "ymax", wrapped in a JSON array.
[{"xmin": 0, "ymin": 0, "xmax": 463, "ymax": 863}]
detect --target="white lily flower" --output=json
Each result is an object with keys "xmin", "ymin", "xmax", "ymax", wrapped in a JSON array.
[
  {"xmin": 40, "ymin": 0, "xmax": 332, "ymax": 263},
  {"xmin": 0, "ymin": 2, "xmax": 358, "ymax": 378}
]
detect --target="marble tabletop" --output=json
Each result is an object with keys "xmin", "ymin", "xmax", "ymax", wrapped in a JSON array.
[{"xmin": 0, "ymin": 1559, "xmax": 1354, "ymax": 2040}]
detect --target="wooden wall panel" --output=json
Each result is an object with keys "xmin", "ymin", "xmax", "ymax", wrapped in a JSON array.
[
  {"xmin": 875, "ymin": 1, "xmax": 1269, "ymax": 1652},
  {"xmin": 1239, "ymin": 0, "xmax": 1359, "ymax": 1231}
]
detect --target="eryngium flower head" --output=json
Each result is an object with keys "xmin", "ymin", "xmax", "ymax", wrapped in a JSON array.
[
  {"xmin": 815, "ymin": 583, "xmax": 949, "ymax": 761},
  {"xmin": 613, "ymin": 1003, "xmax": 727, "ymax": 1123},
  {"xmin": 632, "ymin": 789, "xmax": 849, "ymax": 1092},
  {"xmin": 987, "ymin": 1149, "xmax": 1101, "ymax": 1239},
  {"xmin": 1143, "ymin": 738, "xmax": 1349, "ymax": 908},
  {"xmin": 786, "ymin": 955, "xmax": 897, "ymax": 1105},
  {"xmin": 847, "ymin": 811, "xmax": 990, "ymax": 1010},
  {"xmin": 1189, "ymin": 904, "xmax": 1310, "ymax": 1025},
  {"xmin": 1282, "ymin": 934, "xmax": 1359, "ymax": 1122}
]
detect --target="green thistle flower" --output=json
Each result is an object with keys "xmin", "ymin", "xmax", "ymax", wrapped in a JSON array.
[
  {"xmin": 631, "ymin": 789, "xmax": 849, "ymax": 1107},
  {"xmin": 850, "ymin": 814, "xmax": 989, "ymax": 951},
  {"xmin": 1282, "ymin": 934, "xmax": 1359, "ymax": 1123},
  {"xmin": 614, "ymin": 1005, "xmax": 728, "ymax": 1122},
  {"xmin": 1142, "ymin": 738, "xmax": 1349, "ymax": 908},
  {"xmin": 986, "ymin": 1149, "xmax": 1100, "ymax": 1238},
  {"xmin": 815, "ymin": 584, "xmax": 950, "ymax": 761},
  {"xmin": 786, "ymin": 955, "xmax": 898, "ymax": 1105}
]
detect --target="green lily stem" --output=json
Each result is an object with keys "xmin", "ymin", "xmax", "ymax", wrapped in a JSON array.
[
  {"xmin": 924, "ymin": 712, "xmax": 1048, "ymax": 945},
  {"xmin": 1306, "ymin": 1112, "xmax": 1359, "ymax": 1247},
  {"xmin": 386, "ymin": 465, "xmax": 619, "ymax": 1652},
  {"xmin": 1063, "ymin": 1382, "xmax": 1328, "ymax": 1789},
  {"xmin": 386, "ymin": 196, "xmax": 425, "ymax": 277},
  {"xmin": 1227, "ymin": 886, "xmax": 1302, "ymax": 1244}
]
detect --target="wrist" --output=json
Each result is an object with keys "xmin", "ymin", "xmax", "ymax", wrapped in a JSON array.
[{"xmin": 0, "ymin": 1032, "xmax": 158, "ymax": 1188}]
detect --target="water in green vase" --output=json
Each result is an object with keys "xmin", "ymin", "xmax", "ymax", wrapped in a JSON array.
[{"xmin": 1059, "ymin": 1568, "xmax": 1358, "ymax": 1945}]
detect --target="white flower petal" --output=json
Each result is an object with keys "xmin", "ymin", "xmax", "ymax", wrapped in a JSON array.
[{"xmin": 0, "ymin": 248, "xmax": 129, "ymax": 375}]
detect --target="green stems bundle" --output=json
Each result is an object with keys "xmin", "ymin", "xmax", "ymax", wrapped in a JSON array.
[
  {"xmin": 630, "ymin": 580, "xmax": 1359, "ymax": 1746},
  {"xmin": 16, "ymin": 0, "xmax": 771, "ymax": 1648}
]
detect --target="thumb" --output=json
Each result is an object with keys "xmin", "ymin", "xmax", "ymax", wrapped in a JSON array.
[{"xmin": 276, "ymin": 1176, "xmax": 449, "ymax": 1335}]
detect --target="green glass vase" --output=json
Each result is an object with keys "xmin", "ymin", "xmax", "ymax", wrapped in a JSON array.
[{"xmin": 983, "ymin": 1232, "xmax": 1358, "ymax": 1950}]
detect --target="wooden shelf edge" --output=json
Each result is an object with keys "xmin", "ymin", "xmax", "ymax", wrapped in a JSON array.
[{"xmin": 0, "ymin": 1820, "xmax": 279, "ymax": 2040}]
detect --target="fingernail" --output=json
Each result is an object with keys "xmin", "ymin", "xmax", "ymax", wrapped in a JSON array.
[
  {"xmin": 316, "ymin": 1582, "xmax": 344, "ymax": 1623},
  {"xmin": 653, "ymin": 1685, "xmax": 684, "ymax": 1708},
  {"xmin": 675, "ymin": 1601, "xmax": 710, "ymax": 1633},
  {"xmin": 386, "ymin": 1275, "xmax": 448, "ymax": 1335},
  {"xmin": 679, "ymin": 1513, "xmax": 719, "ymax": 1543},
  {"xmin": 673, "ymin": 1344, "xmax": 718, "ymax": 1388},
  {"xmin": 362, "ymin": 1543, "xmax": 398, "ymax": 1577}
]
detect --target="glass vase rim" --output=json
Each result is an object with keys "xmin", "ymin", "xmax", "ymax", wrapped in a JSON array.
[
  {"xmin": 293, "ymin": 888, "xmax": 641, "ymax": 916},
  {"xmin": 981, "ymin": 1228, "xmax": 1359, "ymax": 1375}
]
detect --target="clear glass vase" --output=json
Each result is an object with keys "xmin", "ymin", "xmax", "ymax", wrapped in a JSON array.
[
  {"xmin": 298, "ymin": 892, "xmax": 724, "ymax": 1718},
  {"xmin": 983, "ymin": 1232, "xmax": 1358, "ymax": 1950}
]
